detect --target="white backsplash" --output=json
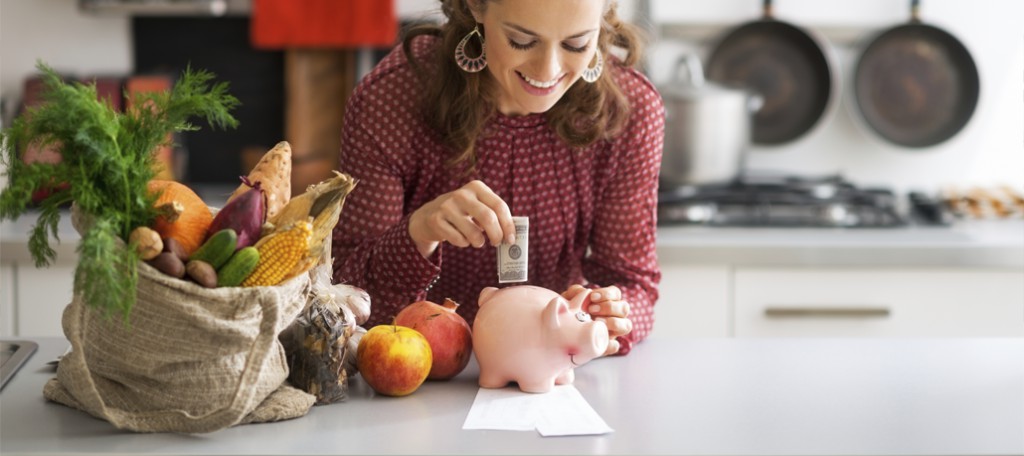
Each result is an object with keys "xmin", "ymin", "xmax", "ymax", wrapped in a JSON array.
[
  {"xmin": 2, "ymin": 0, "xmax": 1021, "ymax": 195},
  {"xmin": 644, "ymin": 0, "xmax": 1024, "ymax": 194}
]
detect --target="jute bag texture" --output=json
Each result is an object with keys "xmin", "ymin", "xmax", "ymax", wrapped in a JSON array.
[{"xmin": 43, "ymin": 259, "xmax": 316, "ymax": 433}]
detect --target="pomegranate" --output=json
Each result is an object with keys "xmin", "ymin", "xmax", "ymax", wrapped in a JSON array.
[{"xmin": 394, "ymin": 298, "xmax": 473, "ymax": 380}]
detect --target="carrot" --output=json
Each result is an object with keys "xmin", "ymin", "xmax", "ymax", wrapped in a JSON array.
[{"xmin": 229, "ymin": 141, "xmax": 291, "ymax": 221}]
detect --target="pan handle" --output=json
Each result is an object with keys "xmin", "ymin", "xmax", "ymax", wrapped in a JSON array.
[
  {"xmin": 762, "ymin": 0, "xmax": 774, "ymax": 19},
  {"xmin": 909, "ymin": 0, "xmax": 922, "ymax": 23}
]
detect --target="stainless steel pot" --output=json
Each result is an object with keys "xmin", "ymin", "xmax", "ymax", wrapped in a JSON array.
[{"xmin": 659, "ymin": 55, "xmax": 762, "ymax": 187}]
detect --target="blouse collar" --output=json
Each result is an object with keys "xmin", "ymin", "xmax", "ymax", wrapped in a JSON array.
[{"xmin": 492, "ymin": 110, "xmax": 547, "ymax": 129}]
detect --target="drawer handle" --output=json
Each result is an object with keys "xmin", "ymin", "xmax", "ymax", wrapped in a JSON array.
[{"xmin": 764, "ymin": 306, "xmax": 891, "ymax": 318}]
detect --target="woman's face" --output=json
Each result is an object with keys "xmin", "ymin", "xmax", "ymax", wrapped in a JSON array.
[{"xmin": 474, "ymin": 0, "xmax": 604, "ymax": 116}]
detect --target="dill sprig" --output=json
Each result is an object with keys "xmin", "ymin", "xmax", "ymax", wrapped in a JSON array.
[{"xmin": 0, "ymin": 61, "xmax": 239, "ymax": 320}]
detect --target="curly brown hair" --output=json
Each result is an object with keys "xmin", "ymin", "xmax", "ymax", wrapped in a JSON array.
[{"xmin": 401, "ymin": 0, "xmax": 645, "ymax": 172}]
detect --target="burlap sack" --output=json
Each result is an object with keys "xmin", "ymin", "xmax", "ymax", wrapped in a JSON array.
[{"xmin": 43, "ymin": 260, "xmax": 316, "ymax": 433}]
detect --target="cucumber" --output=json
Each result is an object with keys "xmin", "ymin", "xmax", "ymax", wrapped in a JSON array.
[
  {"xmin": 190, "ymin": 229, "xmax": 238, "ymax": 270},
  {"xmin": 217, "ymin": 246, "xmax": 260, "ymax": 287}
]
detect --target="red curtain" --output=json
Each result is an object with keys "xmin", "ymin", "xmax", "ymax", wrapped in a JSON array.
[{"xmin": 251, "ymin": 0, "xmax": 397, "ymax": 49}]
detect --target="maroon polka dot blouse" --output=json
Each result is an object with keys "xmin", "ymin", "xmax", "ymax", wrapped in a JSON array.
[{"xmin": 332, "ymin": 36, "xmax": 664, "ymax": 355}]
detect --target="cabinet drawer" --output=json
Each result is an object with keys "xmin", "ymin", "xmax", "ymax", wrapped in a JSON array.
[
  {"xmin": 653, "ymin": 265, "xmax": 730, "ymax": 338},
  {"xmin": 735, "ymin": 268, "xmax": 1024, "ymax": 337}
]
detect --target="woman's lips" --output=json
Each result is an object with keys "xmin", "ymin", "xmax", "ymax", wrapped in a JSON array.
[{"xmin": 516, "ymin": 71, "xmax": 562, "ymax": 96}]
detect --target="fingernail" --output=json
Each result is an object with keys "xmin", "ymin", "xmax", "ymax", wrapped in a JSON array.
[
  {"xmin": 588, "ymin": 304, "xmax": 600, "ymax": 313},
  {"xmin": 506, "ymin": 234, "xmax": 515, "ymax": 244},
  {"xmin": 592, "ymin": 292, "xmax": 602, "ymax": 301}
]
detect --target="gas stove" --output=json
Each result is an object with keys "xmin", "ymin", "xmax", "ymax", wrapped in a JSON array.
[{"xmin": 657, "ymin": 174, "xmax": 908, "ymax": 228}]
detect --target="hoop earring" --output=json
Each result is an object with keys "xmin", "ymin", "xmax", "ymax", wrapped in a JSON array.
[
  {"xmin": 455, "ymin": 25, "xmax": 487, "ymax": 73},
  {"xmin": 581, "ymin": 51, "xmax": 604, "ymax": 83}
]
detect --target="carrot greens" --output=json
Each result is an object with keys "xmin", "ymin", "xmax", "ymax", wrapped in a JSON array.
[{"xmin": 0, "ymin": 61, "xmax": 239, "ymax": 319}]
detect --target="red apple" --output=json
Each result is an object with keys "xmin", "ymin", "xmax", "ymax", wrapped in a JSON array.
[
  {"xmin": 394, "ymin": 299, "xmax": 473, "ymax": 380},
  {"xmin": 356, "ymin": 325, "xmax": 432, "ymax": 397}
]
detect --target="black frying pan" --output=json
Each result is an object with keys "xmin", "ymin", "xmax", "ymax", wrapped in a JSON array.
[
  {"xmin": 705, "ymin": 0, "xmax": 835, "ymax": 145},
  {"xmin": 852, "ymin": 0, "xmax": 979, "ymax": 148}
]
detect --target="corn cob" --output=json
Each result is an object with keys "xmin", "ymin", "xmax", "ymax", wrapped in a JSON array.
[
  {"xmin": 288, "ymin": 173, "xmax": 357, "ymax": 278},
  {"xmin": 242, "ymin": 219, "xmax": 312, "ymax": 287},
  {"xmin": 270, "ymin": 171, "xmax": 356, "ymax": 231}
]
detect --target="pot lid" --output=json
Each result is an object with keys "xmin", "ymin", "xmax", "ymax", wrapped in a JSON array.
[{"xmin": 660, "ymin": 54, "xmax": 752, "ymax": 101}]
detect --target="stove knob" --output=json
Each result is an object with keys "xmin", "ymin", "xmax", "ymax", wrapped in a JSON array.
[{"xmin": 685, "ymin": 203, "xmax": 716, "ymax": 224}]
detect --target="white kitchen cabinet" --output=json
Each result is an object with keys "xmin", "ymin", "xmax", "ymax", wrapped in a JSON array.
[
  {"xmin": 651, "ymin": 264, "xmax": 730, "ymax": 338},
  {"xmin": 0, "ymin": 261, "xmax": 76, "ymax": 338},
  {"xmin": 16, "ymin": 265, "xmax": 75, "ymax": 337},
  {"xmin": 1, "ymin": 264, "xmax": 15, "ymax": 337},
  {"xmin": 2, "ymin": 211, "xmax": 79, "ymax": 337},
  {"xmin": 733, "ymin": 267, "xmax": 1024, "ymax": 337}
]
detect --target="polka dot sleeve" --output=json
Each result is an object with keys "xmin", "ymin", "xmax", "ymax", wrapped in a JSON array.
[
  {"xmin": 331, "ymin": 74, "xmax": 442, "ymax": 319},
  {"xmin": 583, "ymin": 73, "xmax": 665, "ymax": 355}
]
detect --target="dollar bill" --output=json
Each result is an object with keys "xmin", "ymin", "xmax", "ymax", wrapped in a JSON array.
[{"xmin": 497, "ymin": 216, "xmax": 528, "ymax": 283}]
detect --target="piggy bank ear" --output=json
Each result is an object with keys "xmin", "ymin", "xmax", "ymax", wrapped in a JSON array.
[
  {"xmin": 479, "ymin": 287, "xmax": 499, "ymax": 306},
  {"xmin": 543, "ymin": 296, "xmax": 570, "ymax": 329},
  {"xmin": 567, "ymin": 288, "xmax": 591, "ymax": 311}
]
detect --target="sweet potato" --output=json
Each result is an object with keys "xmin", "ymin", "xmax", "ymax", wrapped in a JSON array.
[{"xmin": 229, "ymin": 141, "xmax": 291, "ymax": 221}]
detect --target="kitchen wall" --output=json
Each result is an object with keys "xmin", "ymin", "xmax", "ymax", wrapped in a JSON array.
[
  {"xmin": 1, "ymin": 0, "xmax": 1022, "ymax": 195},
  {"xmin": 642, "ymin": 0, "xmax": 1024, "ymax": 195}
]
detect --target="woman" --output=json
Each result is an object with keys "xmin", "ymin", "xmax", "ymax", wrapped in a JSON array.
[{"xmin": 331, "ymin": 0, "xmax": 663, "ymax": 356}]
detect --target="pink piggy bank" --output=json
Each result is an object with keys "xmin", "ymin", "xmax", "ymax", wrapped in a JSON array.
[{"xmin": 473, "ymin": 285, "xmax": 609, "ymax": 393}]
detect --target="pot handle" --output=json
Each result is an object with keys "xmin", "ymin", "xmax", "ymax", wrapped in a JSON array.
[
  {"xmin": 748, "ymin": 93, "xmax": 765, "ymax": 113},
  {"xmin": 672, "ymin": 54, "xmax": 705, "ymax": 88}
]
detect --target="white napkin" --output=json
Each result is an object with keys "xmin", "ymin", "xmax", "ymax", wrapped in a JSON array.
[{"xmin": 462, "ymin": 385, "xmax": 613, "ymax": 436}]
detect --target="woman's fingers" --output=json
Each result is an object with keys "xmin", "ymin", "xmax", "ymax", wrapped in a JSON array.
[
  {"xmin": 410, "ymin": 180, "xmax": 514, "ymax": 254},
  {"xmin": 443, "ymin": 180, "xmax": 513, "ymax": 247},
  {"xmin": 603, "ymin": 338, "xmax": 621, "ymax": 357},
  {"xmin": 561, "ymin": 284, "xmax": 588, "ymax": 301},
  {"xmin": 467, "ymin": 181, "xmax": 516, "ymax": 245},
  {"xmin": 590, "ymin": 285, "xmax": 621, "ymax": 303},
  {"xmin": 597, "ymin": 316, "xmax": 633, "ymax": 338},
  {"xmin": 439, "ymin": 204, "xmax": 486, "ymax": 247},
  {"xmin": 588, "ymin": 299, "xmax": 630, "ymax": 318}
]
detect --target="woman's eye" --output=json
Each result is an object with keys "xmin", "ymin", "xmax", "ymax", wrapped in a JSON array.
[
  {"xmin": 508, "ymin": 39, "xmax": 536, "ymax": 50},
  {"xmin": 562, "ymin": 42, "xmax": 589, "ymax": 54}
]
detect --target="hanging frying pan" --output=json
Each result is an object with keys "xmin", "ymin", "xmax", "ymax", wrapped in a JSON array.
[
  {"xmin": 852, "ymin": 0, "xmax": 979, "ymax": 148},
  {"xmin": 705, "ymin": 0, "xmax": 836, "ymax": 146}
]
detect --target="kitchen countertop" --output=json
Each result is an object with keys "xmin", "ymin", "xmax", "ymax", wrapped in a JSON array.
[
  {"xmin": 656, "ymin": 221, "xmax": 1024, "ymax": 267},
  {"xmin": 1, "ymin": 337, "xmax": 1022, "ymax": 455},
  {"xmin": 3, "ymin": 211, "xmax": 1023, "ymax": 267}
]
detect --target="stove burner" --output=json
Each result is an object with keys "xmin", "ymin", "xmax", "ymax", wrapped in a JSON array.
[{"xmin": 657, "ymin": 174, "xmax": 906, "ymax": 227}]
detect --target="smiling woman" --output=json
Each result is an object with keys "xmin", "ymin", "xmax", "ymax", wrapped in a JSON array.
[
  {"xmin": 331, "ymin": 0, "xmax": 664, "ymax": 356},
  {"xmin": 403, "ymin": 0, "xmax": 641, "ymax": 167},
  {"xmin": 480, "ymin": 1, "xmax": 604, "ymax": 115}
]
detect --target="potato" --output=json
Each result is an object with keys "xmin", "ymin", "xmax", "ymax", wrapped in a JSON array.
[
  {"xmin": 129, "ymin": 226, "xmax": 163, "ymax": 260},
  {"xmin": 148, "ymin": 252, "xmax": 185, "ymax": 278},
  {"xmin": 185, "ymin": 260, "xmax": 218, "ymax": 288},
  {"xmin": 162, "ymin": 237, "xmax": 189, "ymax": 262}
]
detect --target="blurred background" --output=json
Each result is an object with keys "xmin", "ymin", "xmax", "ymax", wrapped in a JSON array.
[
  {"xmin": 2, "ymin": 0, "xmax": 1020, "ymax": 196},
  {"xmin": 1, "ymin": 0, "xmax": 1022, "ymax": 338}
]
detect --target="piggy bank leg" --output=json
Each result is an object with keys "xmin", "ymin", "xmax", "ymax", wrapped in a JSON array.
[
  {"xmin": 479, "ymin": 370, "xmax": 512, "ymax": 389},
  {"xmin": 554, "ymin": 368, "xmax": 575, "ymax": 385},
  {"xmin": 517, "ymin": 378, "xmax": 556, "ymax": 394}
]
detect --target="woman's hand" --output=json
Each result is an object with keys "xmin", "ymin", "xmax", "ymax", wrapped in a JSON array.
[
  {"xmin": 563, "ymin": 284, "xmax": 633, "ymax": 356},
  {"xmin": 408, "ymin": 180, "xmax": 516, "ymax": 258}
]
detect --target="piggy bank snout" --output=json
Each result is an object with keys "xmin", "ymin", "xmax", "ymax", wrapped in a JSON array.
[{"xmin": 579, "ymin": 320, "xmax": 609, "ymax": 359}]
